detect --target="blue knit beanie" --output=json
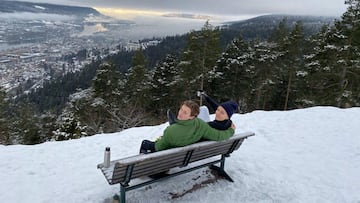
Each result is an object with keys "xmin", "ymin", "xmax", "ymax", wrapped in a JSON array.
[{"xmin": 220, "ymin": 100, "xmax": 238, "ymax": 118}]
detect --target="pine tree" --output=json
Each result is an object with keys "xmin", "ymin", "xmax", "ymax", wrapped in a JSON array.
[
  {"xmin": 332, "ymin": 0, "xmax": 360, "ymax": 106},
  {"xmin": 270, "ymin": 18, "xmax": 289, "ymax": 44},
  {"xmin": 178, "ymin": 21, "xmax": 221, "ymax": 100},
  {"xmin": 92, "ymin": 62, "xmax": 122, "ymax": 102},
  {"xmin": 124, "ymin": 49, "xmax": 151, "ymax": 108},
  {"xmin": 78, "ymin": 62, "xmax": 124, "ymax": 133},
  {"xmin": 10, "ymin": 103, "xmax": 42, "ymax": 145},
  {"xmin": 38, "ymin": 112, "xmax": 57, "ymax": 142},
  {"xmin": 149, "ymin": 54, "xmax": 180, "ymax": 116},
  {"xmin": 341, "ymin": 0, "xmax": 360, "ymax": 48},
  {"xmin": 250, "ymin": 40, "xmax": 281, "ymax": 110},
  {"xmin": 62, "ymin": 88, "xmax": 101, "ymax": 135},
  {"xmin": 58, "ymin": 63, "xmax": 119, "ymax": 135},
  {"xmin": 283, "ymin": 21, "xmax": 306, "ymax": 110},
  {"xmin": 304, "ymin": 25, "xmax": 339, "ymax": 106},
  {"xmin": 0, "ymin": 88, "xmax": 11, "ymax": 145},
  {"xmin": 54, "ymin": 106, "xmax": 87, "ymax": 140},
  {"xmin": 211, "ymin": 36, "xmax": 254, "ymax": 112}
]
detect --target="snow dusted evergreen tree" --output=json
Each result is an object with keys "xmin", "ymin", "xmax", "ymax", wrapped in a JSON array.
[
  {"xmin": 38, "ymin": 112, "xmax": 57, "ymax": 142},
  {"xmin": 266, "ymin": 18, "xmax": 292, "ymax": 110},
  {"xmin": 341, "ymin": 0, "xmax": 360, "ymax": 48},
  {"xmin": 80, "ymin": 62, "xmax": 124, "ymax": 134},
  {"xmin": 54, "ymin": 89, "xmax": 89, "ymax": 140},
  {"xmin": 56, "ymin": 63, "xmax": 122, "ymax": 137},
  {"xmin": 149, "ymin": 54, "xmax": 180, "ymax": 116},
  {"xmin": 211, "ymin": 36, "xmax": 254, "ymax": 112},
  {"xmin": 0, "ymin": 88, "xmax": 11, "ymax": 145},
  {"xmin": 282, "ymin": 21, "xmax": 306, "ymax": 110},
  {"xmin": 332, "ymin": 0, "xmax": 360, "ymax": 106},
  {"xmin": 10, "ymin": 103, "xmax": 42, "ymax": 144},
  {"xmin": 270, "ymin": 18, "xmax": 289, "ymax": 45},
  {"xmin": 124, "ymin": 49, "xmax": 151, "ymax": 109},
  {"xmin": 54, "ymin": 112, "xmax": 87, "ymax": 141},
  {"xmin": 304, "ymin": 25, "xmax": 340, "ymax": 106},
  {"xmin": 178, "ymin": 21, "xmax": 221, "ymax": 100},
  {"xmin": 92, "ymin": 62, "xmax": 122, "ymax": 103},
  {"xmin": 250, "ymin": 40, "xmax": 282, "ymax": 110}
]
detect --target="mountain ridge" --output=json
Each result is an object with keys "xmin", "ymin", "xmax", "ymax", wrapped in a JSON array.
[
  {"xmin": 0, "ymin": 0, "xmax": 101, "ymax": 18},
  {"xmin": 219, "ymin": 14, "xmax": 338, "ymax": 40}
]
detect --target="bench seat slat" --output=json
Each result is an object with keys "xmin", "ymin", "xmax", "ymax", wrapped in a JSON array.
[
  {"xmin": 191, "ymin": 139, "xmax": 244, "ymax": 160},
  {"xmin": 111, "ymin": 155, "xmax": 188, "ymax": 182}
]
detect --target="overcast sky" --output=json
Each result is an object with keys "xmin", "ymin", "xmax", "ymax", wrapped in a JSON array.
[{"xmin": 4, "ymin": 0, "xmax": 348, "ymax": 18}]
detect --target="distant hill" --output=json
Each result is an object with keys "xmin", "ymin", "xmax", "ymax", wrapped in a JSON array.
[
  {"xmin": 221, "ymin": 14, "xmax": 339, "ymax": 40},
  {"xmin": 227, "ymin": 14, "xmax": 337, "ymax": 27},
  {"xmin": 0, "ymin": 0, "xmax": 101, "ymax": 18}
]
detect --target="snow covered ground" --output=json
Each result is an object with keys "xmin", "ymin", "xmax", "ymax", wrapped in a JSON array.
[{"xmin": 0, "ymin": 106, "xmax": 359, "ymax": 203}]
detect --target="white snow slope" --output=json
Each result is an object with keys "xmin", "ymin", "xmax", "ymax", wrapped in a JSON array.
[{"xmin": 0, "ymin": 106, "xmax": 359, "ymax": 203}]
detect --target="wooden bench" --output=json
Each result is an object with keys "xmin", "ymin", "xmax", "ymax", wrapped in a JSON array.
[{"xmin": 97, "ymin": 131, "xmax": 255, "ymax": 202}]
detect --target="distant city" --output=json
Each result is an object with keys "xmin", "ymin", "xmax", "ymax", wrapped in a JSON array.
[{"xmin": 0, "ymin": 12, "xmax": 184, "ymax": 96}]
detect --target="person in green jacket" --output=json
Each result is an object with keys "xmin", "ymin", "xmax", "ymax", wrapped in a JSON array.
[{"xmin": 139, "ymin": 100, "xmax": 235, "ymax": 153}]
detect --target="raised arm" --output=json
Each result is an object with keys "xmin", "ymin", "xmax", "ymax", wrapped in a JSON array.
[{"xmin": 202, "ymin": 94, "xmax": 219, "ymax": 111}]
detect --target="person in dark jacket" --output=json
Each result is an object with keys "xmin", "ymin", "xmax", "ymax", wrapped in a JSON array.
[
  {"xmin": 140, "ymin": 100, "xmax": 235, "ymax": 154},
  {"xmin": 199, "ymin": 91, "xmax": 238, "ymax": 130}
]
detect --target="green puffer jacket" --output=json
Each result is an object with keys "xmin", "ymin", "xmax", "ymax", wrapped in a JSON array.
[{"xmin": 155, "ymin": 118, "xmax": 234, "ymax": 151}]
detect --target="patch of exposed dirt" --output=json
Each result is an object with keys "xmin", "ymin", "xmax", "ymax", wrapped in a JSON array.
[{"xmin": 169, "ymin": 169, "xmax": 225, "ymax": 199}]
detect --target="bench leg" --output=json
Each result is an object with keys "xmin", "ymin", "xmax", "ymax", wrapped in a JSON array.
[
  {"xmin": 120, "ymin": 184, "xmax": 126, "ymax": 203},
  {"xmin": 209, "ymin": 155, "xmax": 234, "ymax": 182}
]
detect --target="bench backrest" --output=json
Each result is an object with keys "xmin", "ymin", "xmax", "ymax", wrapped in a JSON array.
[{"xmin": 98, "ymin": 131, "xmax": 254, "ymax": 185}]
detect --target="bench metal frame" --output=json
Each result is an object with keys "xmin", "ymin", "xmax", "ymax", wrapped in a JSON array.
[{"xmin": 98, "ymin": 132, "xmax": 254, "ymax": 202}]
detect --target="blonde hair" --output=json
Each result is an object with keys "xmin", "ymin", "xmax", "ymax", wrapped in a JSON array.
[{"xmin": 181, "ymin": 100, "xmax": 199, "ymax": 117}]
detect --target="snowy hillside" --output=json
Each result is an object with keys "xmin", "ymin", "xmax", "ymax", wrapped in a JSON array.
[
  {"xmin": 0, "ymin": 0, "xmax": 101, "ymax": 17},
  {"xmin": 0, "ymin": 106, "xmax": 359, "ymax": 203}
]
